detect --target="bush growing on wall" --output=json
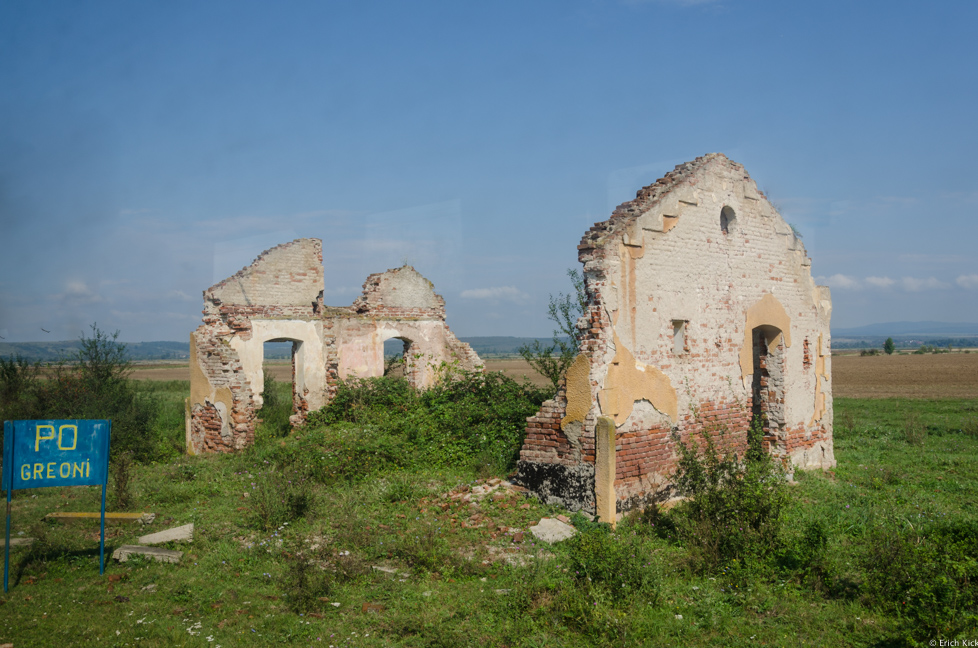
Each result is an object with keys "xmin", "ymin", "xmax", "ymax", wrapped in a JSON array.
[
  {"xmin": 665, "ymin": 419, "xmax": 789, "ymax": 572},
  {"xmin": 308, "ymin": 370, "xmax": 550, "ymax": 472}
]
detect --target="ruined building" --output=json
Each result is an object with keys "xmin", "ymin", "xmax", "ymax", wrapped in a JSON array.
[
  {"xmin": 515, "ymin": 154, "xmax": 834, "ymax": 520},
  {"xmin": 186, "ymin": 238, "xmax": 481, "ymax": 454}
]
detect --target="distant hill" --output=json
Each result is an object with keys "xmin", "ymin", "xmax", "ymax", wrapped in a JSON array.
[
  {"xmin": 833, "ymin": 321, "xmax": 978, "ymax": 337},
  {"xmin": 0, "ymin": 337, "xmax": 552, "ymax": 362},
  {"xmin": 6, "ymin": 323, "xmax": 973, "ymax": 362},
  {"xmin": 458, "ymin": 337, "xmax": 555, "ymax": 356},
  {"xmin": 831, "ymin": 322, "xmax": 978, "ymax": 350},
  {"xmin": 0, "ymin": 340, "xmax": 191, "ymax": 363},
  {"xmin": 383, "ymin": 336, "xmax": 554, "ymax": 357}
]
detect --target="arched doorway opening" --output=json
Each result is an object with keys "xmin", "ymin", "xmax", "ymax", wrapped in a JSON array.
[
  {"xmin": 257, "ymin": 337, "xmax": 311, "ymax": 435},
  {"xmin": 750, "ymin": 325, "xmax": 787, "ymax": 457},
  {"xmin": 381, "ymin": 335, "xmax": 419, "ymax": 386}
]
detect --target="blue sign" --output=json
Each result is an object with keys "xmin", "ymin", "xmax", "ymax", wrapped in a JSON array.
[
  {"xmin": 3, "ymin": 419, "xmax": 111, "ymax": 591},
  {"xmin": 3, "ymin": 420, "xmax": 110, "ymax": 491}
]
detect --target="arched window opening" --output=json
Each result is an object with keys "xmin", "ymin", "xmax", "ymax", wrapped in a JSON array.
[
  {"xmin": 720, "ymin": 206, "xmax": 736, "ymax": 235},
  {"xmin": 384, "ymin": 337, "xmax": 409, "ymax": 378}
]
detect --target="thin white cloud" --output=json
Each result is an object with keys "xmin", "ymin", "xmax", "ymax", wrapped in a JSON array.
[
  {"xmin": 900, "ymin": 277, "xmax": 948, "ymax": 292},
  {"xmin": 59, "ymin": 280, "xmax": 104, "ymax": 304},
  {"xmin": 110, "ymin": 310, "xmax": 198, "ymax": 321},
  {"xmin": 460, "ymin": 286, "xmax": 529, "ymax": 302},
  {"xmin": 864, "ymin": 276, "xmax": 895, "ymax": 289},
  {"xmin": 817, "ymin": 274, "xmax": 958, "ymax": 292},
  {"xmin": 167, "ymin": 289, "xmax": 196, "ymax": 302},
  {"xmin": 817, "ymin": 274, "xmax": 861, "ymax": 290},
  {"xmin": 956, "ymin": 274, "xmax": 978, "ymax": 290}
]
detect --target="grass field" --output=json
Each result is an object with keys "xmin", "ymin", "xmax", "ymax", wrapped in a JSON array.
[{"xmin": 1, "ymin": 365, "xmax": 977, "ymax": 646}]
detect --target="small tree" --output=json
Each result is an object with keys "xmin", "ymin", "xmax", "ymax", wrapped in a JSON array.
[
  {"xmin": 518, "ymin": 269, "xmax": 588, "ymax": 391},
  {"xmin": 884, "ymin": 337, "xmax": 895, "ymax": 355},
  {"xmin": 51, "ymin": 325, "xmax": 158, "ymax": 460}
]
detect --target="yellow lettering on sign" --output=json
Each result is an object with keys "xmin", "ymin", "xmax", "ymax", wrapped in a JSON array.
[
  {"xmin": 85, "ymin": 460, "xmax": 90, "ymax": 478},
  {"xmin": 59, "ymin": 463, "xmax": 70, "ymax": 478},
  {"xmin": 73, "ymin": 463, "xmax": 84, "ymax": 478},
  {"xmin": 33, "ymin": 463, "xmax": 43, "ymax": 480},
  {"xmin": 20, "ymin": 464, "xmax": 30, "ymax": 480},
  {"xmin": 35, "ymin": 425, "xmax": 55, "ymax": 451},
  {"xmin": 47, "ymin": 462, "xmax": 56, "ymax": 479},
  {"xmin": 58, "ymin": 425, "xmax": 78, "ymax": 451}
]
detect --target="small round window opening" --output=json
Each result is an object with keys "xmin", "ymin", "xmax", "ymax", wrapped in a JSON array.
[{"xmin": 720, "ymin": 206, "xmax": 736, "ymax": 235}]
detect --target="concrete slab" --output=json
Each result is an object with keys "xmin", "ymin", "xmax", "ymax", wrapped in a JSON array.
[
  {"xmin": 0, "ymin": 537, "xmax": 35, "ymax": 548},
  {"xmin": 112, "ymin": 545, "xmax": 183, "ymax": 564},
  {"xmin": 529, "ymin": 518, "xmax": 577, "ymax": 544},
  {"xmin": 138, "ymin": 523, "xmax": 193, "ymax": 545}
]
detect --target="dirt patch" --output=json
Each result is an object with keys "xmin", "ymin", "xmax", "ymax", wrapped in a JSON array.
[{"xmin": 832, "ymin": 352, "xmax": 978, "ymax": 399}]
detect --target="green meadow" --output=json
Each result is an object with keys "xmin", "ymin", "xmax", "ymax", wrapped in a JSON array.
[{"xmin": 1, "ymin": 373, "xmax": 977, "ymax": 647}]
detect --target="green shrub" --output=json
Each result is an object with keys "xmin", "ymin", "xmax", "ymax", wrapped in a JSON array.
[
  {"xmin": 393, "ymin": 524, "xmax": 458, "ymax": 574},
  {"xmin": 0, "ymin": 355, "xmax": 42, "ymax": 422},
  {"xmin": 862, "ymin": 519, "xmax": 978, "ymax": 639},
  {"xmin": 255, "ymin": 374, "xmax": 293, "ymax": 441},
  {"xmin": 110, "ymin": 450, "xmax": 136, "ymax": 511},
  {"xmin": 962, "ymin": 417, "xmax": 978, "ymax": 439},
  {"xmin": 566, "ymin": 528, "xmax": 658, "ymax": 603},
  {"xmin": 299, "ymin": 423, "xmax": 414, "ymax": 485},
  {"xmin": 904, "ymin": 411, "xmax": 926, "ymax": 446},
  {"xmin": 569, "ymin": 511, "xmax": 613, "ymax": 535},
  {"xmin": 281, "ymin": 548, "xmax": 332, "ymax": 613},
  {"xmin": 312, "ymin": 375, "xmax": 417, "ymax": 426},
  {"xmin": 668, "ymin": 419, "xmax": 789, "ymax": 572},
  {"xmin": 0, "ymin": 326, "xmax": 165, "ymax": 461},
  {"xmin": 249, "ymin": 468, "xmax": 316, "ymax": 531},
  {"xmin": 308, "ymin": 370, "xmax": 549, "ymax": 472}
]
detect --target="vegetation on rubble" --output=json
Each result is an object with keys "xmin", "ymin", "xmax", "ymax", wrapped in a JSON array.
[{"xmin": 308, "ymin": 369, "xmax": 551, "ymax": 474}]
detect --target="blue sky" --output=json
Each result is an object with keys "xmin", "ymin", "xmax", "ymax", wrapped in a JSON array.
[{"xmin": 1, "ymin": 0, "xmax": 976, "ymax": 342}]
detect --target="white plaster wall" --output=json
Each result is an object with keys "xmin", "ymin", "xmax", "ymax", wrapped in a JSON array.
[
  {"xmin": 593, "ymin": 160, "xmax": 830, "ymax": 439},
  {"xmin": 336, "ymin": 319, "xmax": 452, "ymax": 387},
  {"xmin": 229, "ymin": 320, "xmax": 327, "ymax": 411}
]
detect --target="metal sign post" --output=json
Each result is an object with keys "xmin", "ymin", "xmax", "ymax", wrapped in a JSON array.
[{"xmin": 2, "ymin": 420, "xmax": 111, "ymax": 592}]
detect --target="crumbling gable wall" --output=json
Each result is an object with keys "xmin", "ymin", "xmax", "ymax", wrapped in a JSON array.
[
  {"xmin": 327, "ymin": 266, "xmax": 482, "ymax": 388},
  {"xmin": 187, "ymin": 239, "xmax": 480, "ymax": 454},
  {"xmin": 515, "ymin": 154, "xmax": 834, "ymax": 520}
]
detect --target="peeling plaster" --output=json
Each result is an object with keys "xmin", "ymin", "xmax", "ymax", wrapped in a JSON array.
[
  {"xmin": 561, "ymin": 354, "xmax": 591, "ymax": 428},
  {"xmin": 560, "ymin": 353, "xmax": 591, "ymax": 461},
  {"xmin": 598, "ymin": 329, "xmax": 678, "ymax": 426}
]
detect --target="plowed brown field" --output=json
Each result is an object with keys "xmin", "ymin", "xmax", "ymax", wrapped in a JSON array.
[
  {"xmin": 129, "ymin": 353, "xmax": 978, "ymax": 399},
  {"xmin": 830, "ymin": 352, "xmax": 978, "ymax": 399}
]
